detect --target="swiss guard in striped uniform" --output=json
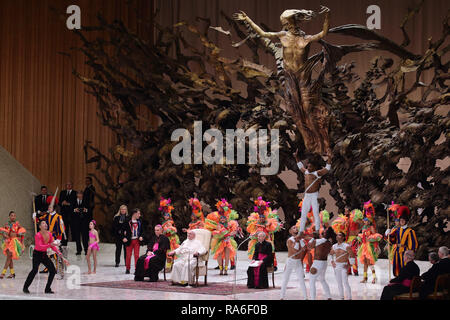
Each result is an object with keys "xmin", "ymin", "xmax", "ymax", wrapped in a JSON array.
[
  {"xmin": 39, "ymin": 197, "xmax": 65, "ymax": 276},
  {"xmin": 388, "ymin": 206, "xmax": 418, "ymax": 277}
]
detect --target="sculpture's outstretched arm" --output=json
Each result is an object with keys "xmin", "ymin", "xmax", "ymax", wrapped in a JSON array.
[
  {"xmin": 306, "ymin": 6, "xmax": 330, "ymax": 43},
  {"xmin": 233, "ymin": 10, "xmax": 283, "ymax": 40}
]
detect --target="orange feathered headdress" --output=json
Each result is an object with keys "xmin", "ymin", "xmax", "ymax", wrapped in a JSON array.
[
  {"xmin": 363, "ymin": 200, "xmax": 376, "ymax": 226},
  {"xmin": 388, "ymin": 201, "xmax": 401, "ymax": 220},
  {"xmin": 254, "ymin": 196, "xmax": 270, "ymax": 218},
  {"xmin": 159, "ymin": 197, "xmax": 174, "ymax": 217},
  {"xmin": 189, "ymin": 197, "xmax": 204, "ymax": 221}
]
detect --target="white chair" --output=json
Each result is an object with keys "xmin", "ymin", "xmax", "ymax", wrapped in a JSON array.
[{"xmin": 192, "ymin": 229, "xmax": 212, "ymax": 287}]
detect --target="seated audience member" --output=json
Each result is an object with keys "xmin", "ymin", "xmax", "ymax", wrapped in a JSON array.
[
  {"xmin": 168, "ymin": 230, "xmax": 207, "ymax": 286},
  {"xmin": 134, "ymin": 225, "xmax": 170, "ymax": 282},
  {"xmin": 419, "ymin": 246, "xmax": 450, "ymax": 299},
  {"xmin": 247, "ymin": 231, "xmax": 273, "ymax": 289},
  {"xmin": 380, "ymin": 250, "xmax": 420, "ymax": 300}
]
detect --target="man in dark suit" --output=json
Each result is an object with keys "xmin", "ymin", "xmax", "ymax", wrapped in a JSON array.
[
  {"xmin": 419, "ymin": 246, "xmax": 450, "ymax": 299},
  {"xmin": 34, "ymin": 186, "xmax": 49, "ymax": 213},
  {"xmin": 58, "ymin": 181, "xmax": 77, "ymax": 247},
  {"xmin": 83, "ymin": 176, "xmax": 96, "ymax": 221},
  {"xmin": 72, "ymin": 191, "xmax": 91, "ymax": 255},
  {"xmin": 380, "ymin": 250, "xmax": 420, "ymax": 300}
]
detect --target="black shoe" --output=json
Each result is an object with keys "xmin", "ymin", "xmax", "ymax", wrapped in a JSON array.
[
  {"xmin": 45, "ymin": 289, "xmax": 55, "ymax": 294},
  {"xmin": 115, "ymin": 264, "xmax": 119, "ymax": 267},
  {"xmin": 214, "ymin": 266, "xmax": 220, "ymax": 270},
  {"xmin": 23, "ymin": 288, "xmax": 30, "ymax": 294},
  {"xmin": 85, "ymin": 252, "xmax": 87, "ymax": 256},
  {"xmin": 39, "ymin": 269, "xmax": 48, "ymax": 274},
  {"xmin": 76, "ymin": 252, "xmax": 81, "ymax": 256},
  {"xmin": 125, "ymin": 270, "xmax": 130, "ymax": 274},
  {"xmin": 353, "ymin": 271, "xmax": 359, "ymax": 276},
  {"xmin": 230, "ymin": 265, "xmax": 235, "ymax": 270}
]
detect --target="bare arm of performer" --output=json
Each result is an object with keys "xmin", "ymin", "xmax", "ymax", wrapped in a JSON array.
[
  {"xmin": 233, "ymin": 11, "xmax": 285, "ymax": 40},
  {"xmin": 295, "ymin": 150, "xmax": 307, "ymax": 174},
  {"xmin": 305, "ymin": 6, "xmax": 330, "ymax": 43},
  {"xmin": 330, "ymin": 248, "xmax": 336, "ymax": 268},
  {"xmin": 317, "ymin": 155, "xmax": 332, "ymax": 176}
]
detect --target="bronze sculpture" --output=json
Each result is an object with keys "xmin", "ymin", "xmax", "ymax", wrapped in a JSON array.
[{"xmin": 234, "ymin": 7, "xmax": 332, "ymax": 157}]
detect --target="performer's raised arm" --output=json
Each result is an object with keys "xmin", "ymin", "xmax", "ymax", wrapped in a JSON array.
[
  {"xmin": 233, "ymin": 11, "xmax": 284, "ymax": 40},
  {"xmin": 317, "ymin": 156, "xmax": 332, "ymax": 176},
  {"xmin": 305, "ymin": 6, "xmax": 330, "ymax": 43},
  {"xmin": 295, "ymin": 150, "xmax": 307, "ymax": 174}
]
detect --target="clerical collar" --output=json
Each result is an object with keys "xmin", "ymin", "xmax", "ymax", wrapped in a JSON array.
[
  {"xmin": 401, "ymin": 225, "xmax": 408, "ymax": 229},
  {"xmin": 50, "ymin": 211, "xmax": 56, "ymax": 216}
]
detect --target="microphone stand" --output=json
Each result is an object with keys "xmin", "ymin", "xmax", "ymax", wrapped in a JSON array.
[{"xmin": 232, "ymin": 235, "xmax": 252, "ymax": 300}]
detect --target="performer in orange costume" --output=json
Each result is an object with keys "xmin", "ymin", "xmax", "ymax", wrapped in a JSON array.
[
  {"xmin": 0, "ymin": 211, "xmax": 26, "ymax": 279},
  {"xmin": 357, "ymin": 201, "xmax": 382, "ymax": 283},
  {"xmin": 159, "ymin": 197, "xmax": 180, "ymax": 269},
  {"xmin": 182, "ymin": 198, "xmax": 205, "ymax": 232},
  {"xmin": 205, "ymin": 198, "xmax": 239, "ymax": 275},
  {"xmin": 246, "ymin": 197, "xmax": 282, "ymax": 269}
]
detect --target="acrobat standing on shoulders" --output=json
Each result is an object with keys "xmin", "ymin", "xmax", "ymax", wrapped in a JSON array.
[{"xmin": 295, "ymin": 150, "xmax": 331, "ymax": 237}]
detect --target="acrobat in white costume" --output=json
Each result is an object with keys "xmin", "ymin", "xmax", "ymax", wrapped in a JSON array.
[
  {"xmin": 296, "ymin": 159, "xmax": 331, "ymax": 233},
  {"xmin": 330, "ymin": 241, "xmax": 355, "ymax": 300},
  {"xmin": 280, "ymin": 236, "xmax": 309, "ymax": 300},
  {"xmin": 309, "ymin": 238, "xmax": 331, "ymax": 300}
]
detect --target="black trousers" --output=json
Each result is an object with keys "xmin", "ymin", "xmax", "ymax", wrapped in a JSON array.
[
  {"xmin": 60, "ymin": 213, "xmax": 71, "ymax": 246},
  {"xmin": 380, "ymin": 284, "xmax": 409, "ymax": 300},
  {"xmin": 134, "ymin": 255, "xmax": 164, "ymax": 282},
  {"xmin": 72, "ymin": 218, "xmax": 89, "ymax": 254},
  {"xmin": 23, "ymin": 250, "xmax": 56, "ymax": 292},
  {"xmin": 115, "ymin": 239, "xmax": 127, "ymax": 265}
]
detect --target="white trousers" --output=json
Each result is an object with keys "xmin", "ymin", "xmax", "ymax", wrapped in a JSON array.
[
  {"xmin": 310, "ymin": 260, "xmax": 331, "ymax": 300},
  {"xmin": 334, "ymin": 262, "xmax": 352, "ymax": 300},
  {"xmin": 280, "ymin": 258, "xmax": 308, "ymax": 300},
  {"xmin": 299, "ymin": 192, "xmax": 320, "ymax": 232}
]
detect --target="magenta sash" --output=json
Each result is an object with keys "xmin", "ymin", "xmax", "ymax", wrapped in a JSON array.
[
  {"xmin": 401, "ymin": 279, "xmax": 412, "ymax": 288},
  {"xmin": 253, "ymin": 253, "xmax": 268, "ymax": 287},
  {"xmin": 144, "ymin": 243, "xmax": 159, "ymax": 270}
]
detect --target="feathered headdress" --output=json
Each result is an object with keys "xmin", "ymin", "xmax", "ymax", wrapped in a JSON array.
[
  {"xmin": 397, "ymin": 206, "xmax": 411, "ymax": 222},
  {"xmin": 363, "ymin": 200, "xmax": 376, "ymax": 226},
  {"xmin": 189, "ymin": 197, "xmax": 204, "ymax": 221},
  {"xmin": 159, "ymin": 197, "xmax": 174, "ymax": 217},
  {"xmin": 216, "ymin": 198, "xmax": 231, "ymax": 213},
  {"xmin": 388, "ymin": 201, "xmax": 400, "ymax": 220},
  {"xmin": 331, "ymin": 214, "xmax": 348, "ymax": 235},
  {"xmin": 350, "ymin": 209, "xmax": 364, "ymax": 222},
  {"xmin": 320, "ymin": 210, "xmax": 330, "ymax": 224},
  {"xmin": 254, "ymin": 196, "xmax": 270, "ymax": 218}
]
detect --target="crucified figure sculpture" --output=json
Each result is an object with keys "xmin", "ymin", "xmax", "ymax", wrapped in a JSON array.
[{"xmin": 234, "ymin": 6, "xmax": 332, "ymax": 157}]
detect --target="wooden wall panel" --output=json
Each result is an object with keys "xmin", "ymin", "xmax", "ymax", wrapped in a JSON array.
[{"xmin": 0, "ymin": 0, "xmax": 155, "ymax": 201}]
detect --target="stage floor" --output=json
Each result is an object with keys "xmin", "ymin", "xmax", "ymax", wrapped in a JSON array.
[{"xmin": 0, "ymin": 242, "xmax": 431, "ymax": 300}]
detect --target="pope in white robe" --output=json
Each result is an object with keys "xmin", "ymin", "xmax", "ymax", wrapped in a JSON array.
[{"xmin": 168, "ymin": 231, "xmax": 207, "ymax": 285}]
